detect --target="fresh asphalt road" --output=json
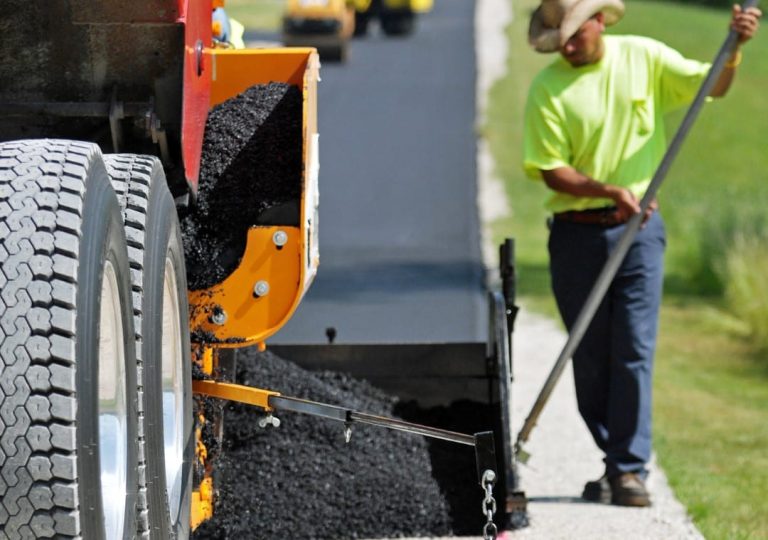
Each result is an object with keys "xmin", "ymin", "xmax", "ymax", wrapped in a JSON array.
[{"xmin": 271, "ymin": 0, "xmax": 488, "ymax": 345}]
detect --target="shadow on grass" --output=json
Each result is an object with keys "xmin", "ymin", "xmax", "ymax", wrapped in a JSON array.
[{"xmin": 663, "ymin": 269, "xmax": 723, "ymax": 298}]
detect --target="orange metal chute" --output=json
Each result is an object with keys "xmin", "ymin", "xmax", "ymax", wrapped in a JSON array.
[
  {"xmin": 188, "ymin": 226, "xmax": 302, "ymax": 344},
  {"xmin": 187, "ymin": 47, "xmax": 320, "ymax": 347}
]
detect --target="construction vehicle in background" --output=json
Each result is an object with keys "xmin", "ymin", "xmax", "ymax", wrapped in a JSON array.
[
  {"xmin": 282, "ymin": 0, "xmax": 356, "ymax": 62},
  {"xmin": 0, "ymin": 0, "xmax": 524, "ymax": 537},
  {"xmin": 352, "ymin": 0, "xmax": 433, "ymax": 37}
]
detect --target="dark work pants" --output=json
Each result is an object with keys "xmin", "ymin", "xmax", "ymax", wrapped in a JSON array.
[{"xmin": 548, "ymin": 211, "xmax": 665, "ymax": 478}]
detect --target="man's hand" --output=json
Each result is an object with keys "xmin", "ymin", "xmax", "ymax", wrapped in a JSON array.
[
  {"xmin": 732, "ymin": 4, "xmax": 761, "ymax": 44},
  {"xmin": 642, "ymin": 198, "xmax": 658, "ymax": 227},
  {"xmin": 610, "ymin": 187, "xmax": 641, "ymax": 222},
  {"xmin": 611, "ymin": 189, "xmax": 657, "ymax": 227}
]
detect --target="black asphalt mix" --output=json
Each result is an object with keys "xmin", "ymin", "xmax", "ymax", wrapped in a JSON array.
[{"xmin": 182, "ymin": 83, "xmax": 302, "ymax": 291}]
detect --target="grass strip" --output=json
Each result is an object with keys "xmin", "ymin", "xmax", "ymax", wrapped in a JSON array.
[{"xmin": 223, "ymin": 0, "xmax": 284, "ymax": 32}]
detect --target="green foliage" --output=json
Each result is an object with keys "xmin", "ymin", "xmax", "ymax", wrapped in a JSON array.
[
  {"xmin": 225, "ymin": 0, "xmax": 284, "ymax": 32},
  {"xmin": 722, "ymin": 232, "xmax": 768, "ymax": 351}
]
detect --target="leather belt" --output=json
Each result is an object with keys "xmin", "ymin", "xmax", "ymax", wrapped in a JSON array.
[{"xmin": 553, "ymin": 207, "xmax": 627, "ymax": 227}]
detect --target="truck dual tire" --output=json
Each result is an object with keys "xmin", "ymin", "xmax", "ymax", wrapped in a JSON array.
[
  {"xmin": 0, "ymin": 140, "xmax": 138, "ymax": 538},
  {"xmin": 0, "ymin": 141, "xmax": 192, "ymax": 539},
  {"xmin": 104, "ymin": 155, "xmax": 193, "ymax": 540}
]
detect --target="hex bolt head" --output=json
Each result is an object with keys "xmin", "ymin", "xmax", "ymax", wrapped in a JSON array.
[
  {"xmin": 253, "ymin": 280, "xmax": 270, "ymax": 298},
  {"xmin": 210, "ymin": 307, "xmax": 227, "ymax": 325},
  {"xmin": 273, "ymin": 230, "xmax": 288, "ymax": 247}
]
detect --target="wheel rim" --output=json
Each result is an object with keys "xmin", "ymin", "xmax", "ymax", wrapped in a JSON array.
[
  {"xmin": 162, "ymin": 257, "xmax": 185, "ymax": 520},
  {"xmin": 99, "ymin": 260, "xmax": 128, "ymax": 540}
]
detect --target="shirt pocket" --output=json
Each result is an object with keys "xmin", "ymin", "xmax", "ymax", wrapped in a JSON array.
[{"xmin": 632, "ymin": 97, "xmax": 653, "ymax": 136}]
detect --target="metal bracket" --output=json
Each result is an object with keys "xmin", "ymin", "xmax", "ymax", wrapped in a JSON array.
[
  {"xmin": 192, "ymin": 379, "xmax": 499, "ymax": 487},
  {"xmin": 192, "ymin": 379, "xmax": 279, "ymax": 411}
]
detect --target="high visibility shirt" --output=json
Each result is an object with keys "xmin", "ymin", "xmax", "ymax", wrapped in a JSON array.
[{"xmin": 523, "ymin": 34, "xmax": 710, "ymax": 213}]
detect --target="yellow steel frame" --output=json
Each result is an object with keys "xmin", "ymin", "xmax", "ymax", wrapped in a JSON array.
[
  {"xmin": 193, "ymin": 380, "xmax": 280, "ymax": 410},
  {"xmin": 190, "ymin": 365, "xmax": 283, "ymax": 530},
  {"xmin": 285, "ymin": 0, "xmax": 349, "ymax": 20}
]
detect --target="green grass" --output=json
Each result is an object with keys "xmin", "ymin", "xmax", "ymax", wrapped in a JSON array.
[
  {"xmin": 655, "ymin": 301, "xmax": 768, "ymax": 539},
  {"xmin": 485, "ymin": 0, "xmax": 768, "ymax": 537},
  {"xmin": 225, "ymin": 0, "xmax": 284, "ymax": 32}
]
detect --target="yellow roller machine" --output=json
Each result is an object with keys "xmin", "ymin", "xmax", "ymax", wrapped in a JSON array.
[{"xmin": 283, "ymin": 0, "xmax": 356, "ymax": 62}]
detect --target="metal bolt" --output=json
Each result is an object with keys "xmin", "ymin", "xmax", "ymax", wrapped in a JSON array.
[
  {"xmin": 273, "ymin": 230, "xmax": 288, "ymax": 247},
  {"xmin": 210, "ymin": 307, "xmax": 227, "ymax": 325},
  {"xmin": 195, "ymin": 39, "xmax": 204, "ymax": 76},
  {"xmin": 253, "ymin": 280, "xmax": 270, "ymax": 297}
]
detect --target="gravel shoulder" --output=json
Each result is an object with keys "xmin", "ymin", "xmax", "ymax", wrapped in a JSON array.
[{"xmin": 474, "ymin": 0, "xmax": 704, "ymax": 538}]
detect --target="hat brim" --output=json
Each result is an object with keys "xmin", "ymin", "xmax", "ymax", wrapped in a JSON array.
[{"xmin": 528, "ymin": 0, "xmax": 624, "ymax": 53}]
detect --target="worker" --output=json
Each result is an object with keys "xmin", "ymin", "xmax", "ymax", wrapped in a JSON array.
[
  {"xmin": 212, "ymin": 1, "xmax": 233, "ymax": 45},
  {"xmin": 212, "ymin": 0, "xmax": 246, "ymax": 49},
  {"xmin": 522, "ymin": 0, "xmax": 760, "ymax": 507}
]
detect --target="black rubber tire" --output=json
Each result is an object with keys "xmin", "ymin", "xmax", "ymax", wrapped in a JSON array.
[
  {"xmin": 353, "ymin": 11, "xmax": 370, "ymax": 37},
  {"xmin": 380, "ymin": 11, "xmax": 415, "ymax": 36},
  {"xmin": 0, "ymin": 139, "xmax": 138, "ymax": 539},
  {"xmin": 104, "ymin": 155, "xmax": 193, "ymax": 540},
  {"xmin": 325, "ymin": 42, "xmax": 348, "ymax": 63}
]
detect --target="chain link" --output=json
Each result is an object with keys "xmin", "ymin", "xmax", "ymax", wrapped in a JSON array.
[{"xmin": 481, "ymin": 470, "xmax": 498, "ymax": 540}]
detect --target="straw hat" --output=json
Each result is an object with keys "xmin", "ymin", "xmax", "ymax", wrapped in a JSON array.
[{"xmin": 528, "ymin": 0, "xmax": 625, "ymax": 53}]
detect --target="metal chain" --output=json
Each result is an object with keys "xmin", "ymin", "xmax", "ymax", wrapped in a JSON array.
[{"xmin": 481, "ymin": 470, "xmax": 498, "ymax": 540}]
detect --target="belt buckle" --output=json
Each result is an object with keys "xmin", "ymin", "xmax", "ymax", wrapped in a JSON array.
[{"xmin": 599, "ymin": 208, "xmax": 620, "ymax": 226}]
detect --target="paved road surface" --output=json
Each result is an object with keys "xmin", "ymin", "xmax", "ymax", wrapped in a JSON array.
[{"xmin": 271, "ymin": 0, "xmax": 487, "ymax": 345}]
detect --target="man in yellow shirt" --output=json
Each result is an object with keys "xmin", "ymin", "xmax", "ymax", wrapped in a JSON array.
[{"xmin": 523, "ymin": 0, "xmax": 760, "ymax": 506}]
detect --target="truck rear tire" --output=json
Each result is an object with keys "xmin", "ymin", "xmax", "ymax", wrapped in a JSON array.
[
  {"xmin": 0, "ymin": 140, "xmax": 138, "ymax": 539},
  {"xmin": 353, "ymin": 11, "xmax": 370, "ymax": 36},
  {"xmin": 380, "ymin": 11, "xmax": 415, "ymax": 36},
  {"xmin": 104, "ymin": 155, "xmax": 193, "ymax": 540}
]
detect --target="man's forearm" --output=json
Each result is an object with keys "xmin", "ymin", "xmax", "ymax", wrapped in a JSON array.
[
  {"xmin": 541, "ymin": 167, "xmax": 624, "ymax": 200},
  {"xmin": 709, "ymin": 47, "xmax": 740, "ymax": 98},
  {"xmin": 541, "ymin": 167, "xmax": 641, "ymax": 217}
]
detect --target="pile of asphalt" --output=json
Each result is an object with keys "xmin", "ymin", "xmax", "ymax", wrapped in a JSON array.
[
  {"xmin": 182, "ymin": 83, "xmax": 302, "ymax": 290},
  {"xmin": 192, "ymin": 349, "xmax": 494, "ymax": 539}
]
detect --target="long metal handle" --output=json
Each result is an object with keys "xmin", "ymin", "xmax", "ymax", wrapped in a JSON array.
[
  {"xmin": 515, "ymin": 1, "xmax": 758, "ymax": 450},
  {"xmin": 268, "ymin": 394, "xmax": 496, "ymax": 484},
  {"xmin": 268, "ymin": 395, "xmax": 478, "ymax": 445}
]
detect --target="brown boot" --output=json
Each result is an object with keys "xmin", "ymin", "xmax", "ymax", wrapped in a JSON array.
[
  {"xmin": 609, "ymin": 473, "xmax": 651, "ymax": 507},
  {"xmin": 582, "ymin": 474, "xmax": 611, "ymax": 504}
]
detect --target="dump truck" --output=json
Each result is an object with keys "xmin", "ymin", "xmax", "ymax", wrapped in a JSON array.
[
  {"xmin": 352, "ymin": 0, "xmax": 433, "ymax": 36},
  {"xmin": 0, "ymin": 1, "xmax": 524, "ymax": 537},
  {"xmin": 0, "ymin": 1, "xmax": 321, "ymax": 537},
  {"xmin": 282, "ymin": 0, "xmax": 356, "ymax": 62}
]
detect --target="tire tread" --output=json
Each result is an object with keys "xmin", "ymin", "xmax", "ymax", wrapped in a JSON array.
[
  {"xmin": 0, "ymin": 139, "xmax": 98, "ymax": 539},
  {"xmin": 104, "ymin": 154, "xmax": 156, "ymax": 539}
]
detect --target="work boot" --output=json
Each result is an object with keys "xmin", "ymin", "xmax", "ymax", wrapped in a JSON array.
[
  {"xmin": 610, "ymin": 473, "xmax": 651, "ymax": 507},
  {"xmin": 581, "ymin": 474, "xmax": 611, "ymax": 503}
]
